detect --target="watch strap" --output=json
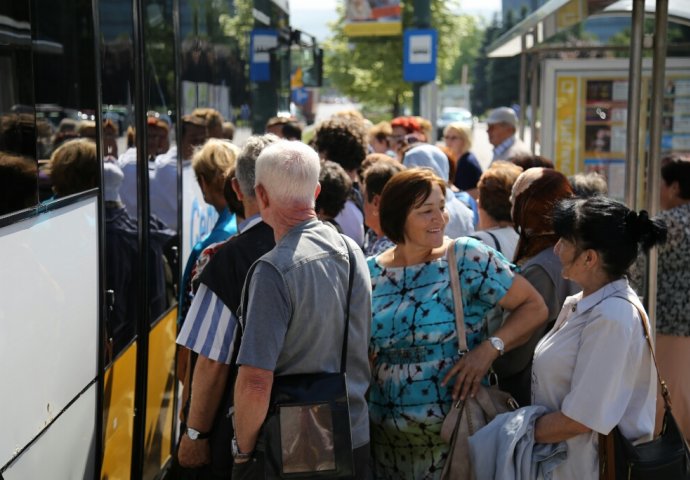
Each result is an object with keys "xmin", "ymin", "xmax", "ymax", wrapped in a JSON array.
[{"xmin": 186, "ymin": 426, "xmax": 210, "ymax": 440}]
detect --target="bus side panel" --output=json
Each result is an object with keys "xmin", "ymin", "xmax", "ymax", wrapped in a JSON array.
[
  {"xmin": 181, "ymin": 163, "xmax": 219, "ymax": 266},
  {"xmin": 143, "ymin": 309, "xmax": 177, "ymax": 477},
  {"xmin": 0, "ymin": 197, "xmax": 98, "ymax": 468},
  {"xmin": 101, "ymin": 341, "xmax": 137, "ymax": 479},
  {"xmin": 2, "ymin": 384, "xmax": 96, "ymax": 479}
]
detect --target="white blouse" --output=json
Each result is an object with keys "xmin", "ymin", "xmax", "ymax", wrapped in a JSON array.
[{"xmin": 531, "ymin": 278, "xmax": 656, "ymax": 480}]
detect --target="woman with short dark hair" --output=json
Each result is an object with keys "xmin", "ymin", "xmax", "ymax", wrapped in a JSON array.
[
  {"xmin": 531, "ymin": 196, "xmax": 666, "ymax": 479},
  {"xmin": 368, "ymin": 168, "xmax": 548, "ymax": 479}
]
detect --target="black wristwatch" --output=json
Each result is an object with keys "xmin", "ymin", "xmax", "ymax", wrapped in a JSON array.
[{"xmin": 186, "ymin": 426, "xmax": 210, "ymax": 440}]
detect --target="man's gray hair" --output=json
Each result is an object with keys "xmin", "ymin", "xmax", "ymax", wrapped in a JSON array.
[
  {"xmin": 255, "ymin": 140, "xmax": 321, "ymax": 207},
  {"xmin": 235, "ymin": 133, "xmax": 280, "ymax": 197}
]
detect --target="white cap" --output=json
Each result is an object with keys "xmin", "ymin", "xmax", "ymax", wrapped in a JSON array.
[{"xmin": 486, "ymin": 107, "xmax": 518, "ymax": 127}]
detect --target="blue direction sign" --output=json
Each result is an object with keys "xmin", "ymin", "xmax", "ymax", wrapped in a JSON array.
[
  {"xmin": 250, "ymin": 29, "xmax": 278, "ymax": 82},
  {"xmin": 292, "ymin": 87, "xmax": 309, "ymax": 105},
  {"xmin": 403, "ymin": 29, "xmax": 437, "ymax": 83}
]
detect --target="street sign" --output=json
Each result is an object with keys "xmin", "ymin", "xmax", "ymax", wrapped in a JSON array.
[
  {"xmin": 292, "ymin": 87, "xmax": 309, "ymax": 105},
  {"xmin": 250, "ymin": 29, "xmax": 278, "ymax": 82},
  {"xmin": 403, "ymin": 29, "xmax": 437, "ymax": 83}
]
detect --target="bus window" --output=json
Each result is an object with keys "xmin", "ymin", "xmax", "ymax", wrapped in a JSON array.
[
  {"xmin": 32, "ymin": 0, "xmax": 99, "ymax": 201},
  {"xmin": 0, "ymin": 1, "xmax": 38, "ymax": 216}
]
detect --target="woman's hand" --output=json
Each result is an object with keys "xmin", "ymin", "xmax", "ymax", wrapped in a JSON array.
[{"xmin": 441, "ymin": 342, "xmax": 500, "ymax": 401}]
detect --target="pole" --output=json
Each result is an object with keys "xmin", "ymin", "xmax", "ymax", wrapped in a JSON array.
[
  {"xmin": 519, "ymin": 33, "xmax": 528, "ymax": 140},
  {"xmin": 529, "ymin": 52, "xmax": 539, "ymax": 154},
  {"xmin": 644, "ymin": 0, "xmax": 669, "ymax": 333},
  {"xmin": 412, "ymin": 0, "xmax": 430, "ymax": 116},
  {"xmin": 624, "ymin": 0, "xmax": 645, "ymax": 209}
]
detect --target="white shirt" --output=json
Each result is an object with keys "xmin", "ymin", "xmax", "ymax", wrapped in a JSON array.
[
  {"xmin": 471, "ymin": 226, "xmax": 519, "ymax": 261},
  {"xmin": 444, "ymin": 189, "xmax": 475, "ymax": 238},
  {"xmin": 335, "ymin": 200, "xmax": 364, "ymax": 246},
  {"xmin": 531, "ymin": 279, "xmax": 656, "ymax": 480}
]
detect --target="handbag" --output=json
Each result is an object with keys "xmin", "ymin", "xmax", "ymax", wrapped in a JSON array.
[
  {"xmin": 599, "ymin": 297, "xmax": 690, "ymax": 480},
  {"xmin": 255, "ymin": 238, "xmax": 356, "ymax": 479},
  {"xmin": 440, "ymin": 241, "xmax": 519, "ymax": 480}
]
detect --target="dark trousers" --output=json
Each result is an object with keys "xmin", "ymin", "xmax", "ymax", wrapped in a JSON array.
[{"xmin": 231, "ymin": 443, "xmax": 372, "ymax": 480}]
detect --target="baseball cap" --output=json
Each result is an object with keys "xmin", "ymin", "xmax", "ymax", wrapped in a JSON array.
[{"xmin": 486, "ymin": 107, "xmax": 518, "ymax": 127}]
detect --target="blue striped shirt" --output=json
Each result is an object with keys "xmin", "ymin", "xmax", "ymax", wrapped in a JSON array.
[{"xmin": 176, "ymin": 283, "xmax": 239, "ymax": 363}]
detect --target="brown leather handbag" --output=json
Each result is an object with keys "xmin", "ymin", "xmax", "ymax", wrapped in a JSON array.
[{"xmin": 440, "ymin": 241, "xmax": 519, "ymax": 480}]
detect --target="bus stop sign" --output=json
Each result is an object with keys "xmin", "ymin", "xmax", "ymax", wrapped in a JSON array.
[{"xmin": 403, "ymin": 29, "xmax": 437, "ymax": 83}]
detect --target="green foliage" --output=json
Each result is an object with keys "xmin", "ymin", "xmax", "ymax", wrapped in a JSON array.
[
  {"xmin": 324, "ymin": 0, "xmax": 483, "ymax": 116},
  {"xmin": 472, "ymin": 9, "xmax": 526, "ymax": 116}
]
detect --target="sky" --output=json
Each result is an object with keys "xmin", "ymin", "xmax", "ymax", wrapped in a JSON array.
[{"xmin": 290, "ymin": 0, "xmax": 502, "ymax": 42}]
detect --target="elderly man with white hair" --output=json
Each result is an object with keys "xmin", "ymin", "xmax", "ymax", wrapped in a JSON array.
[{"xmin": 231, "ymin": 140, "xmax": 373, "ymax": 479}]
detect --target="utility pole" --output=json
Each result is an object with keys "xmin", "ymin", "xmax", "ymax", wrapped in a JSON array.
[{"xmin": 412, "ymin": 0, "xmax": 431, "ymax": 115}]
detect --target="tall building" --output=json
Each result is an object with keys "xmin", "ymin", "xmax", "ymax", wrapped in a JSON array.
[{"xmin": 502, "ymin": 0, "xmax": 546, "ymax": 22}]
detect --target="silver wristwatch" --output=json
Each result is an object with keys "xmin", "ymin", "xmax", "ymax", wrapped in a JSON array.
[
  {"xmin": 186, "ymin": 426, "xmax": 210, "ymax": 440},
  {"xmin": 488, "ymin": 336, "xmax": 505, "ymax": 356},
  {"xmin": 232, "ymin": 436, "xmax": 253, "ymax": 460}
]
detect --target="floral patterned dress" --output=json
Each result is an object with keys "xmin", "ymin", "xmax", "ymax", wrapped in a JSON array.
[{"xmin": 367, "ymin": 237, "xmax": 515, "ymax": 479}]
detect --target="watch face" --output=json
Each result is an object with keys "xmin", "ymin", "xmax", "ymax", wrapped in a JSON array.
[
  {"xmin": 490, "ymin": 337, "xmax": 504, "ymax": 352},
  {"xmin": 187, "ymin": 428, "xmax": 200, "ymax": 440}
]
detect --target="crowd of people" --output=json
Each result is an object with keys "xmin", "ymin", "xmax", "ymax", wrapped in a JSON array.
[
  {"xmin": 167, "ymin": 106, "xmax": 688, "ymax": 480},
  {"xmin": 7, "ymin": 102, "xmax": 687, "ymax": 479}
]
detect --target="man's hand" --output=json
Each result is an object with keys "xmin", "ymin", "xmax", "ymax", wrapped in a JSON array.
[{"xmin": 177, "ymin": 434, "xmax": 211, "ymax": 468}]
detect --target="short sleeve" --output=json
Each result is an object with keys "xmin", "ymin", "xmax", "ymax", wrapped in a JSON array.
[
  {"xmin": 454, "ymin": 237, "xmax": 515, "ymax": 341},
  {"xmin": 561, "ymin": 302, "xmax": 640, "ymax": 434},
  {"xmin": 522, "ymin": 263, "xmax": 560, "ymax": 321},
  {"xmin": 236, "ymin": 262, "xmax": 291, "ymax": 371}
]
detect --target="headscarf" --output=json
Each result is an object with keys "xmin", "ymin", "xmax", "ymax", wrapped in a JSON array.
[
  {"xmin": 512, "ymin": 167, "xmax": 573, "ymax": 264},
  {"xmin": 402, "ymin": 144, "xmax": 450, "ymax": 182}
]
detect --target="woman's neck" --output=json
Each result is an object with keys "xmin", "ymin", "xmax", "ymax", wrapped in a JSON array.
[
  {"xmin": 580, "ymin": 270, "xmax": 616, "ymax": 298},
  {"xmin": 388, "ymin": 239, "xmax": 449, "ymax": 267}
]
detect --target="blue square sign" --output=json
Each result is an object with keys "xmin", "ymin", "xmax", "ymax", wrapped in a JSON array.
[{"xmin": 403, "ymin": 29, "xmax": 437, "ymax": 83}]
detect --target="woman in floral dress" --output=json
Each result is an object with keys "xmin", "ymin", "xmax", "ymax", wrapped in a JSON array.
[{"xmin": 367, "ymin": 168, "xmax": 547, "ymax": 479}]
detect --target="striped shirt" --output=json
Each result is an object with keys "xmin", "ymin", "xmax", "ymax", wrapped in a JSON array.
[
  {"xmin": 176, "ymin": 215, "xmax": 270, "ymax": 364},
  {"xmin": 176, "ymin": 283, "xmax": 240, "ymax": 363}
]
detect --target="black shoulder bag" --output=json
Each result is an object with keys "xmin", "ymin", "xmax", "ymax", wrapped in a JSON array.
[
  {"xmin": 599, "ymin": 297, "xmax": 690, "ymax": 480},
  {"xmin": 245, "ymin": 238, "xmax": 356, "ymax": 479}
]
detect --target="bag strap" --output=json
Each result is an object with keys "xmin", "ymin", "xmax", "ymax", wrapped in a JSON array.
[
  {"xmin": 446, "ymin": 240, "xmax": 468, "ymax": 354},
  {"xmin": 239, "ymin": 234, "xmax": 356, "ymax": 375},
  {"xmin": 611, "ymin": 295, "xmax": 672, "ymax": 409},
  {"xmin": 486, "ymin": 231, "xmax": 502, "ymax": 253},
  {"xmin": 599, "ymin": 294, "xmax": 673, "ymax": 479},
  {"xmin": 469, "ymin": 232, "xmax": 502, "ymax": 254},
  {"xmin": 340, "ymin": 236, "xmax": 356, "ymax": 374}
]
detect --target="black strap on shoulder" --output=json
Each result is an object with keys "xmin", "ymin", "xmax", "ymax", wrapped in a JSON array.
[
  {"xmin": 340, "ymin": 236, "xmax": 356, "ymax": 374},
  {"xmin": 486, "ymin": 231, "xmax": 502, "ymax": 253},
  {"xmin": 469, "ymin": 232, "xmax": 502, "ymax": 254},
  {"xmin": 238, "ymin": 236, "xmax": 356, "ymax": 375}
]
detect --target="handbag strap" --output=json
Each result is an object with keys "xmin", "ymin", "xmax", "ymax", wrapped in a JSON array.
[
  {"xmin": 599, "ymin": 294, "xmax": 673, "ymax": 479},
  {"xmin": 340, "ymin": 236, "xmax": 356, "ymax": 374},
  {"xmin": 611, "ymin": 296, "xmax": 673, "ymax": 410},
  {"xmin": 446, "ymin": 240, "xmax": 468, "ymax": 354}
]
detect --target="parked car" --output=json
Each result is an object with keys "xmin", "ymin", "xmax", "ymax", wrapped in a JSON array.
[{"xmin": 437, "ymin": 107, "xmax": 473, "ymax": 137}]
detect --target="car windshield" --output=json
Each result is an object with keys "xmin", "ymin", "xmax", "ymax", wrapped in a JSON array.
[{"xmin": 441, "ymin": 110, "xmax": 471, "ymax": 122}]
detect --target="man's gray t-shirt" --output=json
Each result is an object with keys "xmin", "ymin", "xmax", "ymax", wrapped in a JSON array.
[{"xmin": 237, "ymin": 218, "xmax": 372, "ymax": 448}]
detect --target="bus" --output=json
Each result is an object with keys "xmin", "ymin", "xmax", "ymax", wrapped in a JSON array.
[{"xmin": 0, "ymin": 0, "xmax": 315, "ymax": 478}]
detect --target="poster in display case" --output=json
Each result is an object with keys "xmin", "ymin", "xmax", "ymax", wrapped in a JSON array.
[{"xmin": 542, "ymin": 59, "xmax": 690, "ymax": 203}]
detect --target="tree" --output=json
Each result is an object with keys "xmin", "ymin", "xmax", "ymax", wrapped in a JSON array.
[{"xmin": 324, "ymin": 0, "xmax": 483, "ymax": 116}]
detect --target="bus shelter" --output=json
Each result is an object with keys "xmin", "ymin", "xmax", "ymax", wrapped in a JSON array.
[{"xmin": 486, "ymin": 0, "xmax": 690, "ymax": 328}]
